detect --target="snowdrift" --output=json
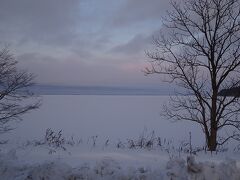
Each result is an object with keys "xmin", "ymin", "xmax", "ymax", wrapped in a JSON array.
[{"xmin": 0, "ymin": 149, "xmax": 240, "ymax": 180}]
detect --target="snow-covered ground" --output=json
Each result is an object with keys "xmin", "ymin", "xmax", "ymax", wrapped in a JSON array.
[
  {"xmin": 1, "ymin": 141, "xmax": 240, "ymax": 180},
  {"xmin": 0, "ymin": 95, "xmax": 240, "ymax": 179}
]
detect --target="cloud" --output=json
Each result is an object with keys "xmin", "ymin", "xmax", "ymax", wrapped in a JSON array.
[
  {"xmin": 110, "ymin": 0, "xmax": 171, "ymax": 27},
  {"xmin": 109, "ymin": 28, "xmax": 162, "ymax": 56},
  {"xmin": 0, "ymin": 0, "xmax": 174, "ymax": 87},
  {"xmin": 16, "ymin": 52, "xmax": 158, "ymax": 87},
  {"xmin": 0, "ymin": 0, "xmax": 81, "ymax": 45},
  {"xmin": 110, "ymin": 34, "xmax": 149, "ymax": 55},
  {"xmin": 0, "ymin": 0, "xmax": 116, "ymax": 59}
]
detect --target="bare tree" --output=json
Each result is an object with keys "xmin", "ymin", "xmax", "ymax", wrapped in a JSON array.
[
  {"xmin": 0, "ymin": 46, "xmax": 40, "ymax": 134},
  {"xmin": 145, "ymin": 0, "xmax": 240, "ymax": 151}
]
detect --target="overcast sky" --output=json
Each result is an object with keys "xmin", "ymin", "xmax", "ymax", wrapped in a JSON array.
[{"xmin": 0, "ymin": 0, "xmax": 171, "ymax": 87}]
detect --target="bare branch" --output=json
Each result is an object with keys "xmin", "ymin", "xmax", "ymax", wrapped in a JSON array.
[
  {"xmin": 147, "ymin": 0, "xmax": 240, "ymax": 151},
  {"xmin": 0, "ymin": 46, "xmax": 40, "ymax": 133}
]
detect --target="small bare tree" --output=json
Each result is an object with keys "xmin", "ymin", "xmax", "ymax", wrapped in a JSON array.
[
  {"xmin": 0, "ymin": 46, "xmax": 40, "ymax": 133},
  {"xmin": 146, "ymin": 0, "xmax": 240, "ymax": 151}
]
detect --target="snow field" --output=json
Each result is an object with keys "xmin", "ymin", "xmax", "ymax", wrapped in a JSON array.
[{"xmin": 1, "ymin": 143, "xmax": 240, "ymax": 180}]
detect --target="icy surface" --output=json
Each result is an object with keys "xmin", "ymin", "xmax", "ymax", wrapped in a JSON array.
[{"xmin": 4, "ymin": 95, "xmax": 203, "ymax": 145}]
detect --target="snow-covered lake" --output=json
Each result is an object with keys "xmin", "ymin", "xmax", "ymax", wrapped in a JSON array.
[{"xmin": 7, "ymin": 95, "xmax": 204, "ymax": 145}]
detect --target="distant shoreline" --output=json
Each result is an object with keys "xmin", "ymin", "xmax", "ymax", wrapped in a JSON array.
[{"xmin": 29, "ymin": 84, "xmax": 177, "ymax": 96}]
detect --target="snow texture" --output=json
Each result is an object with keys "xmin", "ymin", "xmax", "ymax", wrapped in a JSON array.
[{"xmin": 0, "ymin": 149, "xmax": 240, "ymax": 180}]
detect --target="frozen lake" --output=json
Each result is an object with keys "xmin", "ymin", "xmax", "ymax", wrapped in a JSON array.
[{"xmin": 6, "ymin": 95, "xmax": 204, "ymax": 145}]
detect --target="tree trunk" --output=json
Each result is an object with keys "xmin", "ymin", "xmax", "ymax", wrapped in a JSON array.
[
  {"xmin": 209, "ymin": 84, "xmax": 218, "ymax": 151},
  {"xmin": 208, "ymin": 126, "xmax": 217, "ymax": 151}
]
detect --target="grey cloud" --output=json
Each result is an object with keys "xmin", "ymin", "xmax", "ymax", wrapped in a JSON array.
[
  {"xmin": 110, "ymin": 0, "xmax": 171, "ymax": 27},
  {"xmin": 110, "ymin": 34, "xmax": 151, "ymax": 55},
  {"xmin": 0, "ymin": 0, "xmax": 172, "ymax": 87},
  {"xmin": 17, "ymin": 53, "xmax": 102, "ymax": 85},
  {"xmin": 110, "ymin": 29, "xmax": 161, "ymax": 56},
  {"xmin": 0, "ymin": 0, "xmax": 115, "ymax": 58},
  {"xmin": 17, "ymin": 52, "xmax": 157, "ymax": 86},
  {"xmin": 0, "ymin": 0, "xmax": 81, "ymax": 45}
]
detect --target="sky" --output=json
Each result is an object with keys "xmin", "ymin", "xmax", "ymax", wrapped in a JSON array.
[{"xmin": 0, "ymin": 0, "xmax": 171, "ymax": 87}]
